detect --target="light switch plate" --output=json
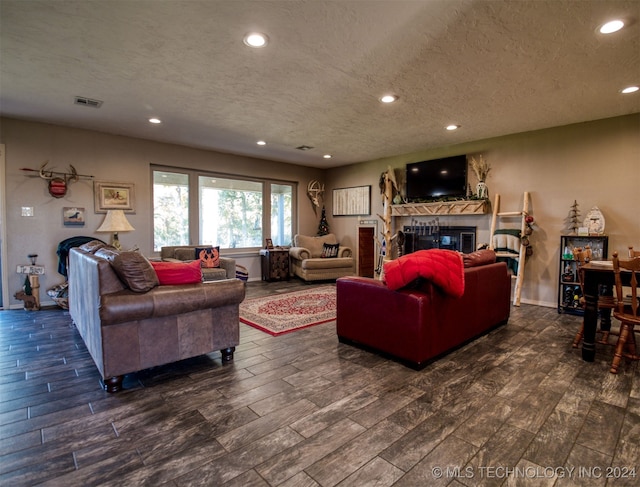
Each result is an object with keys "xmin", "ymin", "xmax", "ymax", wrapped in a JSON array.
[{"xmin": 21, "ymin": 207, "xmax": 34, "ymax": 217}]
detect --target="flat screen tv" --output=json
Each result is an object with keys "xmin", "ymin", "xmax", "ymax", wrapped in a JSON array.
[{"xmin": 405, "ymin": 155, "xmax": 467, "ymax": 202}]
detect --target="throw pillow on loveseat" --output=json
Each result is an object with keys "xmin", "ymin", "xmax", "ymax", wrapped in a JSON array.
[{"xmin": 160, "ymin": 245, "xmax": 235, "ymax": 281}]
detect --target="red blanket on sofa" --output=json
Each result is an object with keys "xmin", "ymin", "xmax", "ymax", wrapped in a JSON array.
[{"xmin": 383, "ymin": 249, "xmax": 465, "ymax": 297}]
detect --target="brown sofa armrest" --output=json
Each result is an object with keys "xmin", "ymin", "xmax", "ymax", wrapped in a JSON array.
[
  {"xmin": 289, "ymin": 246, "xmax": 310, "ymax": 260},
  {"xmin": 218, "ymin": 257, "xmax": 236, "ymax": 279}
]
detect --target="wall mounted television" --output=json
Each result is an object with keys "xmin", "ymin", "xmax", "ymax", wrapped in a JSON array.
[{"xmin": 405, "ymin": 155, "xmax": 467, "ymax": 202}]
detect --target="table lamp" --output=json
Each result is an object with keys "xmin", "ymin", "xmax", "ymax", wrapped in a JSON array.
[{"xmin": 96, "ymin": 209, "xmax": 134, "ymax": 250}]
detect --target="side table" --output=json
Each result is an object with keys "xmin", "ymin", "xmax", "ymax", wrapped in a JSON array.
[{"xmin": 260, "ymin": 249, "xmax": 290, "ymax": 281}]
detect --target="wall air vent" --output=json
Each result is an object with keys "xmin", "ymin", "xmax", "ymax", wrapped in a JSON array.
[
  {"xmin": 74, "ymin": 96, "xmax": 103, "ymax": 108},
  {"xmin": 296, "ymin": 145, "xmax": 314, "ymax": 151}
]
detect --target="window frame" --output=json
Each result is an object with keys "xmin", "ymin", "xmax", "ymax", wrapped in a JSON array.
[{"xmin": 151, "ymin": 165, "xmax": 297, "ymax": 253}]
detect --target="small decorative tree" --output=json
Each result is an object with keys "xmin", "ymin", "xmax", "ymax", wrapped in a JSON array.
[
  {"xmin": 568, "ymin": 200, "xmax": 580, "ymax": 235},
  {"xmin": 317, "ymin": 206, "xmax": 329, "ymax": 236},
  {"xmin": 23, "ymin": 275, "xmax": 32, "ymax": 295}
]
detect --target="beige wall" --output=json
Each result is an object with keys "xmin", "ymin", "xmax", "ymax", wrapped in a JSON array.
[
  {"xmin": 0, "ymin": 118, "xmax": 323, "ymax": 307},
  {"xmin": 2, "ymin": 114, "xmax": 638, "ymax": 309},
  {"xmin": 326, "ymin": 114, "xmax": 640, "ymax": 308}
]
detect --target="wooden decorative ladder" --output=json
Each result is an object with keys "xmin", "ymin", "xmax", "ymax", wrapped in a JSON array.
[{"xmin": 489, "ymin": 192, "xmax": 530, "ymax": 306}]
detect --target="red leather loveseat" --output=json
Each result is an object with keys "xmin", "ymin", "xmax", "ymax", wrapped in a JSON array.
[{"xmin": 336, "ymin": 250, "xmax": 511, "ymax": 369}]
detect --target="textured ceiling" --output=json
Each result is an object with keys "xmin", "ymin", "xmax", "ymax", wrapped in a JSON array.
[{"xmin": 1, "ymin": 0, "xmax": 638, "ymax": 168}]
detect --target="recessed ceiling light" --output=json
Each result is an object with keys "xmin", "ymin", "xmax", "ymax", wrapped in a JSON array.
[
  {"xmin": 445, "ymin": 124, "xmax": 460, "ymax": 131},
  {"xmin": 244, "ymin": 33, "xmax": 269, "ymax": 48},
  {"xmin": 599, "ymin": 20, "xmax": 624, "ymax": 34},
  {"xmin": 149, "ymin": 118, "xmax": 162, "ymax": 124},
  {"xmin": 323, "ymin": 154, "xmax": 332, "ymax": 159},
  {"xmin": 257, "ymin": 140, "xmax": 266, "ymax": 146},
  {"xmin": 380, "ymin": 95, "xmax": 398, "ymax": 103},
  {"xmin": 621, "ymin": 85, "xmax": 639, "ymax": 94}
]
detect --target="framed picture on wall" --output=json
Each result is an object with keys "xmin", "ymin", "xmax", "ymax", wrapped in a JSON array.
[
  {"xmin": 63, "ymin": 207, "xmax": 85, "ymax": 226},
  {"xmin": 94, "ymin": 181, "xmax": 135, "ymax": 213},
  {"xmin": 332, "ymin": 185, "xmax": 371, "ymax": 216}
]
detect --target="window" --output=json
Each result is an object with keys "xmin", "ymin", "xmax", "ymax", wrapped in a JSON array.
[
  {"xmin": 152, "ymin": 166, "xmax": 296, "ymax": 252},
  {"xmin": 153, "ymin": 171, "xmax": 189, "ymax": 250},
  {"xmin": 271, "ymin": 183, "xmax": 292, "ymax": 247},
  {"xmin": 199, "ymin": 176, "xmax": 263, "ymax": 248}
]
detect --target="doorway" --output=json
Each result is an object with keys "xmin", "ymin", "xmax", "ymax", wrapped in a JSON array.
[{"xmin": 357, "ymin": 220, "xmax": 377, "ymax": 278}]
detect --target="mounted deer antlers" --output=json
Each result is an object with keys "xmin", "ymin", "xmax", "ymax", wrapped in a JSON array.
[
  {"xmin": 21, "ymin": 161, "xmax": 93, "ymax": 198},
  {"xmin": 307, "ymin": 180, "xmax": 324, "ymax": 215}
]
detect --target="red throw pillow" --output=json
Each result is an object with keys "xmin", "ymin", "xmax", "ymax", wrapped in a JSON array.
[{"xmin": 150, "ymin": 260, "xmax": 202, "ymax": 285}]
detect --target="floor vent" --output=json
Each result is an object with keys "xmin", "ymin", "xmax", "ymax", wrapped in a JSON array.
[{"xmin": 74, "ymin": 96, "xmax": 103, "ymax": 108}]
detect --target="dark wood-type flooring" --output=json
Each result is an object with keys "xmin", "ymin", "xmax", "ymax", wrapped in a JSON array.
[{"xmin": 1, "ymin": 279, "xmax": 639, "ymax": 486}]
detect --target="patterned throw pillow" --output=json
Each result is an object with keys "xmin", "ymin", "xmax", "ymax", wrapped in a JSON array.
[
  {"xmin": 195, "ymin": 246, "xmax": 220, "ymax": 268},
  {"xmin": 321, "ymin": 243, "xmax": 339, "ymax": 258}
]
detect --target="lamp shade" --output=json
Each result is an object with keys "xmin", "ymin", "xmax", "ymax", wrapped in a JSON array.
[{"xmin": 96, "ymin": 210, "xmax": 135, "ymax": 232}]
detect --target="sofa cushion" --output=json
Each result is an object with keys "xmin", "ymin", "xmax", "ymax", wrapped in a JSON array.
[
  {"xmin": 463, "ymin": 249, "xmax": 497, "ymax": 268},
  {"xmin": 196, "ymin": 246, "xmax": 220, "ymax": 268},
  {"xmin": 202, "ymin": 267, "xmax": 228, "ymax": 281},
  {"xmin": 111, "ymin": 252, "xmax": 159, "ymax": 293},
  {"xmin": 321, "ymin": 243, "xmax": 339, "ymax": 258},
  {"xmin": 301, "ymin": 257, "xmax": 354, "ymax": 270},
  {"xmin": 150, "ymin": 260, "xmax": 202, "ymax": 285},
  {"xmin": 174, "ymin": 248, "xmax": 197, "ymax": 261}
]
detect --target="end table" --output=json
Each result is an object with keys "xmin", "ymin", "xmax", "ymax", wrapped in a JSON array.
[{"xmin": 260, "ymin": 248, "xmax": 290, "ymax": 281}]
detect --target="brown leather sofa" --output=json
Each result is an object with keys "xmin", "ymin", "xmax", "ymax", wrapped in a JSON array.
[
  {"xmin": 336, "ymin": 258, "xmax": 511, "ymax": 369},
  {"xmin": 68, "ymin": 243, "xmax": 245, "ymax": 392}
]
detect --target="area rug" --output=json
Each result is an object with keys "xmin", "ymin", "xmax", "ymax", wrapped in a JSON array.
[{"xmin": 239, "ymin": 286, "xmax": 336, "ymax": 336}]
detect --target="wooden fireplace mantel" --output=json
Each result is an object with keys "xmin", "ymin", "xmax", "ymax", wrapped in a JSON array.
[{"xmin": 391, "ymin": 200, "xmax": 489, "ymax": 217}]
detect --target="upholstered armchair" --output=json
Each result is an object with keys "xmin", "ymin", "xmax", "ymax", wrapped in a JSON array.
[
  {"xmin": 289, "ymin": 233, "xmax": 356, "ymax": 282},
  {"xmin": 160, "ymin": 245, "xmax": 235, "ymax": 281}
]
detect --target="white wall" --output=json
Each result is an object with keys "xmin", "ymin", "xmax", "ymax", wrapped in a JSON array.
[
  {"xmin": 0, "ymin": 118, "xmax": 323, "ymax": 308},
  {"xmin": 326, "ymin": 114, "xmax": 640, "ymax": 308}
]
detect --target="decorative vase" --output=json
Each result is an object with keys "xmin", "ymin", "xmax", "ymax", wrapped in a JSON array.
[{"xmin": 476, "ymin": 181, "xmax": 488, "ymax": 199}]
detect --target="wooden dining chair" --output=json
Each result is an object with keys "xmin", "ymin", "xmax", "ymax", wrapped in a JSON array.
[
  {"xmin": 629, "ymin": 246, "xmax": 640, "ymax": 258},
  {"xmin": 609, "ymin": 252, "xmax": 640, "ymax": 374}
]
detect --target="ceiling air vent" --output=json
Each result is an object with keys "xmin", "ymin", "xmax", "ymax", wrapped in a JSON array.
[
  {"xmin": 296, "ymin": 145, "xmax": 314, "ymax": 151},
  {"xmin": 74, "ymin": 96, "xmax": 103, "ymax": 108}
]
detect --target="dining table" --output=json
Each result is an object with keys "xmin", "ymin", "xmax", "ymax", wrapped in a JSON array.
[{"xmin": 580, "ymin": 260, "xmax": 631, "ymax": 362}]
